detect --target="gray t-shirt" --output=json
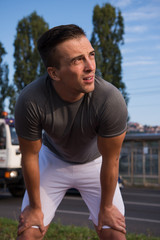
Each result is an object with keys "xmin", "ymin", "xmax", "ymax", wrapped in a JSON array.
[{"xmin": 15, "ymin": 74, "xmax": 127, "ymax": 164}]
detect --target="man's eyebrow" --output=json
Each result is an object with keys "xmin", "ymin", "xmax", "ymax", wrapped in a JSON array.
[
  {"xmin": 70, "ymin": 50, "xmax": 95, "ymax": 63},
  {"xmin": 70, "ymin": 54, "xmax": 84, "ymax": 63},
  {"xmin": 90, "ymin": 50, "xmax": 95, "ymax": 54}
]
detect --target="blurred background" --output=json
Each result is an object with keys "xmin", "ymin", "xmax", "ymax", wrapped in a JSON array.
[{"xmin": 0, "ymin": 0, "xmax": 160, "ymax": 126}]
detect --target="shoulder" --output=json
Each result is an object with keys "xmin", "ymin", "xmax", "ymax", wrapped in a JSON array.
[
  {"xmin": 93, "ymin": 75, "xmax": 126, "ymax": 107},
  {"xmin": 17, "ymin": 73, "xmax": 48, "ymax": 102},
  {"xmin": 15, "ymin": 73, "xmax": 50, "ymax": 125},
  {"xmin": 15, "ymin": 73, "xmax": 49, "ymax": 140},
  {"xmin": 92, "ymin": 76, "xmax": 128, "ymax": 137}
]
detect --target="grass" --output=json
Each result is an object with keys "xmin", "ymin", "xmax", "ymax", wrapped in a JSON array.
[{"xmin": 0, "ymin": 217, "xmax": 160, "ymax": 240}]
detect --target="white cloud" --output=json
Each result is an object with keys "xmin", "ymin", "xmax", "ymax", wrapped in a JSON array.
[
  {"xmin": 123, "ymin": 60, "xmax": 156, "ymax": 67},
  {"xmin": 124, "ymin": 11, "xmax": 156, "ymax": 21},
  {"xmin": 122, "ymin": 1, "xmax": 160, "ymax": 22},
  {"xmin": 138, "ymin": 3, "xmax": 160, "ymax": 16},
  {"xmin": 111, "ymin": 0, "xmax": 132, "ymax": 8},
  {"xmin": 125, "ymin": 35, "xmax": 160, "ymax": 43},
  {"xmin": 125, "ymin": 25, "xmax": 148, "ymax": 33},
  {"xmin": 150, "ymin": 35, "xmax": 160, "ymax": 41},
  {"xmin": 156, "ymin": 45, "xmax": 160, "ymax": 50},
  {"xmin": 123, "ymin": 56, "xmax": 157, "ymax": 67},
  {"xmin": 121, "ymin": 48, "xmax": 134, "ymax": 54},
  {"xmin": 125, "ymin": 37, "xmax": 143, "ymax": 43}
]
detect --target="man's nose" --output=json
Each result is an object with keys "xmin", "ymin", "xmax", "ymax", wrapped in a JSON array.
[{"xmin": 84, "ymin": 59, "xmax": 95, "ymax": 71}]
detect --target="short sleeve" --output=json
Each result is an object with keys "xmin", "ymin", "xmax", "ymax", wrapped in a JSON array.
[
  {"xmin": 97, "ymin": 85, "xmax": 128, "ymax": 138},
  {"xmin": 15, "ymin": 93, "xmax": 42, "ymax": 141}
]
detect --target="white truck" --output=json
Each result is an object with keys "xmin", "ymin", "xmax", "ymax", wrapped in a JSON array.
[{"xmin": 0, "ymin": 116, "xmax": 25, "ymax": 197}]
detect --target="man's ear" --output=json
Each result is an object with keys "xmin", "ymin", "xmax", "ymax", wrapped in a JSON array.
[{"xmin": 47, "ymin": 67, "xmax": 60, "ymax": 81}]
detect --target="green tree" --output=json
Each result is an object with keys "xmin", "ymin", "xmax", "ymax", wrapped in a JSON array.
[
  {"xmin": 0, "ymin": 42, "xmax": 10, "ymax": 114},
  {"xmin": 13, "ymin": 11, "xmax": 49, "ymax": 92},
  {"xmin": 91, "ymin": 3, "xmax": 129, "ymax": 104},
  {"xmin": 8, "ymin": 86, "xmax": 17, "ymax": 115}
]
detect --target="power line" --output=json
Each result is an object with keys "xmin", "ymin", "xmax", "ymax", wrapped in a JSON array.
[
  {"xmin": 128, "ymin": 103, "xmax": 160, "ymax": 108},
  {"xmin": 123, "ymin": 75, "xmax": 160, "ymax": 82},
  {"xmin": 128, "ymin": 90, "xmax": 160, "ymax": 96},
  {"xmin": 128, "ymin": 86, "xmax": 160, "ymax": 91}
]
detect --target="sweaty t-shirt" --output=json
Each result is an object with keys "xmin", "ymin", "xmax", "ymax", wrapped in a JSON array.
[{"xmin": 15, "ymin": 74, "xmax": 128, "ymax": 164}]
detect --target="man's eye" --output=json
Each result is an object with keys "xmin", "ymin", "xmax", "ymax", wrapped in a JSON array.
[
  {"xmin": 90, "ymin": 52, "xmax": 95, "ymax": 57},
  {"xmin": 73, "ymin": 58, "xmax": 82, "ymax": 65}
]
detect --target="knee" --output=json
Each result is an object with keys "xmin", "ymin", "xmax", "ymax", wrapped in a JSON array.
[
  {"xmin": 109, "ymin": 230, "xmax": 126, "ymax": 240},
  {"xmin": 98, "ymin": 229, "xmax": 126, "ymax": 240},
  {"xmin": 16, "ymin": 227, "xmax": 44, "ymax": 240}
]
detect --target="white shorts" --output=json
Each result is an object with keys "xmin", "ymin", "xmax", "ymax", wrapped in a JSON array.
[{"xmin": 22, "ymin": 145, "xmax": 124, "ymax": 228}]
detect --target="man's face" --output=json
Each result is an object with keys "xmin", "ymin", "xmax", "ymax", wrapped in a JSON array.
[{"xmin": 51, "ymin": 36, "xmax": 96, "ymax": 102}]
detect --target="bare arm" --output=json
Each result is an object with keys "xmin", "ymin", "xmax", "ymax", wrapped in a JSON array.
[
  {"xmin": 18, "ymin": 137, "xmax": 45, "ymax": 235},
  {"xmin": 20, "ymin": 137, "xmax": 42, "ymax": 208},
  {"xmin": 97, "ymin": 132, "xmax": 126, "ymax": 233}
]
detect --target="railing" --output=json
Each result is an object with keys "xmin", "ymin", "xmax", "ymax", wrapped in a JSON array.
[{"xmin": 119, "ymin": 138, "xmax": 160, "ymax": 187}]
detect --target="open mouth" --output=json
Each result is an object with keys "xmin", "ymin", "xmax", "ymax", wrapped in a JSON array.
[{"xmin": 83, "ymin": 76, "xmax": 94, "ymax": 83}]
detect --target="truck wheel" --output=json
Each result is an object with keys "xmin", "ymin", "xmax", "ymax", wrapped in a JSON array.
[
  {"xmin": 8, "ymin": 185, "xmax": 25, "ymax": 197},
  {"xmin": 8, "ymin": 178, "xmax": 25, "ymax": 197}
]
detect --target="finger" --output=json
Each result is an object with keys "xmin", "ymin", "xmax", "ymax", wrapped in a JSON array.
[
  {"xmin": 117, "ymin": 218, "xmax": 126, "ymax": 226},
  {"xmin": 120, "ymin": 226, "xmax": 126, "ymax": 234},
  {"xmin": 121, "ymin": 222, "xmax": 126, "ymax": 229},
  {"xmin": 18, "ymin": 219, "xmax": 24, "ymax": 227},
  {"xmin": 97, "ymin": 222, "xmax": 103, "ymax": 231},
  {"xmin": 117, "ymin": 218, "xmax": 126, "ymax": 229},
  {"xmin": 19, "ymin": 214, "xmax": 24, "ymax": 222},
  {"xmin": 18, "ymin": 222, "xmax": 22, "ymax": 229},
  {"xmin": 18, "ymin": 223, "xmax": 30, "ymax": 235},
  {"xmin": 117, "ymin": 213, "xmax": 125, "ymax": 222},
  {"xmin": 39, "ymin": 224, "xmax": 45, "ymax": 235},
  {"xmin": 18, "ymin": 219, "xmax": 25, "ymax": 229},
  {"xmin": 113, "ymin": 225, "xmax": 126, "ymax": 234}
]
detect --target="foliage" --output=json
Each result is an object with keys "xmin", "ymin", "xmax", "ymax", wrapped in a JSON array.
[
  {"xmin": 0, "ymin": 218, "xmax": 160, "ymax": 240},
  {"xmin": 91, "ymin": 3, "xmax": 129, "ymax": 104},
  {"xmin": 13, "ymin": 11, "xmax": 49, "ymax": 92},
  {"xmin": 8, "ymin": 11, "xmax": 49, "ymax": 114},
  {"xmin": 0, "ymin": 42, "xmax": 14, "ymax": 114}
]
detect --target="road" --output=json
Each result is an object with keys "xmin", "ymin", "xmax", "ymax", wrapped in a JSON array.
[
  {"xmin": 122, "ymin": 187, "xmax": 160, "ymax": 237},
  {"xmin": 0, "ymin": 187, "xmax": 160, "ymax": 237}
]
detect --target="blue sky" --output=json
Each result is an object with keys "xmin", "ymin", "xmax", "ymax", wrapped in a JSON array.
[{"xmin": 0, "ymin": 0, "xmax": 160, "ymax": 126}]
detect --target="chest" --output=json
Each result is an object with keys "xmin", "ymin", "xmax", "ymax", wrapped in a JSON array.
[{"xmin": 42, "ymin": 97, "xmax": 97, "ymax": 140}]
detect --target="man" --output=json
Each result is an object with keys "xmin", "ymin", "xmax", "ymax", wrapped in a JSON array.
[{"xmin": 15, "ymin": 24, "xmax": 128, "ymax": 240}]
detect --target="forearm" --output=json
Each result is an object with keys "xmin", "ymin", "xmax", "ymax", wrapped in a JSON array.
[
  {"xmin": 97, "ymin": 133, "xmax": 126, "ymax": 232},
  {"xmin": 22, "ymin": 154, "xmax": 41, "ymax": 209},
  {"xmin": 100, "ymin": 157, "xmax": 119, "ymax": 208},
  {"xmin": 97, "ymin": 133, "xmax": 126, "ymax": 210},
  {"xmin": 17, "ymin": 138, "xmax": 45, "ymax": 234}
]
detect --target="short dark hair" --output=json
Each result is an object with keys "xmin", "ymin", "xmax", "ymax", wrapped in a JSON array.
[{"xmin": 37, "ymin": 24, "xmax": 86, "ymax": 68}]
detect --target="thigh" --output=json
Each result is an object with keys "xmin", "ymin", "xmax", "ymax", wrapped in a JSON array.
[
  {"xmin": 77, "ymin": 157, "xmax": 124, "ymax": 228},
  {"xmin": 21, "ymin": 145, "xmax": 72, "ymax": 227}
]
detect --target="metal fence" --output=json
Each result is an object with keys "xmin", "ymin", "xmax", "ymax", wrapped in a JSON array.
[{"xmin": 119, "ymin": 134, "xmax": 160, "ymax": 187}]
